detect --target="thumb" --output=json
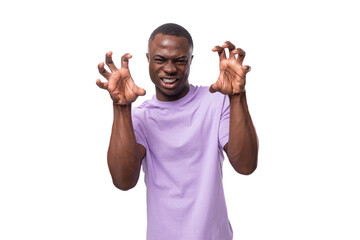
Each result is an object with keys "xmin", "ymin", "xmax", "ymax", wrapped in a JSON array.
[
  {"xmin": 132, "ymin": 83, "xmax": 146, "ymax": 96},
  {"xmin": 137, "ymin": 87, "xmax": 146, "ymax": 96},
  {"xmin": 243, "ymin": 65, "xmax": 251, "ymax": 74},
  {"xmin": 209, "ymin": 83, "xmax": 218, "ymax": 93},
  {"xmin": 96, "ymin": 79, "xmax": 108, "ymax": 89}
]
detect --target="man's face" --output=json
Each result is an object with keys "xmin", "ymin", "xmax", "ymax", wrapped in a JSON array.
[{"xmin": 147, "ymin": 34, "xmax": 193, "ymax": 101}]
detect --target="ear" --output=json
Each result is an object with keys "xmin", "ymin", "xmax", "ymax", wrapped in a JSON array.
[
  {"xmin": 190, "ymin": 55, "xmax": 194, "ymax": 65},
  {"xmin": 146, "ymin": 53, "xmax": 150, "ymax": 63}
]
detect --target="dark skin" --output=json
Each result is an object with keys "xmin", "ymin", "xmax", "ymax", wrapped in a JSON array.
[
  {"xmin": 146, "ymin": 34, "xmax": 193, "ymax": 101},
  {"xmin": 96, "ymin": 52, "xmax": 146, "ymax": 190},
  {"xmin": 96, "ymin": 34, "xmax": 258, "ymax": 190},
  {"xmin": 211, "ymin": 41, "xmax": 258, "ymax": 175}
]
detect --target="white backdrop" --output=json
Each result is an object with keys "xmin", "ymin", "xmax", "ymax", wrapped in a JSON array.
[{"xmin": 1, "ymin": 0, "xmax": 359, "ymax": 239}]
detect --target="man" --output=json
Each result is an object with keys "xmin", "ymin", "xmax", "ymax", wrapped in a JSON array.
[{"xmin": 96, "ymin": 23, "xmax": 258, "ymax": 240}]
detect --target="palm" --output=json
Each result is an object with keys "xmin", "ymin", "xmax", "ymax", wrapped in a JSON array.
[
  {"xmin": 107, "ymin": 68, "xmax": 141, "ymax": 105},
  {"xmin": 210, "ymin": 41, "xmax": 251, "ymax": 95},
  {"xmin": 96, "ymin": 52, "xmax": 145, "ymax": 105}
]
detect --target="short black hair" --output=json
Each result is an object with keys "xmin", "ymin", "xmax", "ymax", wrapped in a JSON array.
[{"xmin": 149, "ymin": 23, "xmax": 193, "ymax": 49}]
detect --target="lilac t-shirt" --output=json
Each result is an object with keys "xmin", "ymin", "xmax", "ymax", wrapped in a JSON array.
[{"xmin": 132, "ymin": 85, "xmax": 233, "ymax": 240}]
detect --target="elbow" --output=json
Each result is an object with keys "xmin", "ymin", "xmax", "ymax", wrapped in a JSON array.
[
  {"xmin": 112, "ymin": 179, "xmax": 137, "ymax": 191},
  {"xmin": 236, "ymin": 164, "xmax": 257, "ymax": 175},
  {"xmin": 230, "ymin": 155, "xmax": 258, "ymax": 175}
]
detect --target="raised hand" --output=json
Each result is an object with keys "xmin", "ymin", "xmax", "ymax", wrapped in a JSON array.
[
  {"xmin": 96, "ymin": 52, "xmax": 146, "ymax": 105},
  {"xmin": 209, "ymin": 41, "xmax": 251, "ymax": 95}
]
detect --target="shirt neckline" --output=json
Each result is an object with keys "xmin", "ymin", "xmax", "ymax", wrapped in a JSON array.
[{"xmin": 151, "ymin": 84, "xmax": 196, "ymax": 107}]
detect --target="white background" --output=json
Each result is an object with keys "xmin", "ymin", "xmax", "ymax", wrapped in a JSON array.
[{"xmin": 1, "ymin": 0, "xmax": 359, "ymax": 239}]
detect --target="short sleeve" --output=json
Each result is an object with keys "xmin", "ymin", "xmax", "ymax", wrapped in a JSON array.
[
  {"xmin": 218, "ymin": 95, "xmax": 230, "ymax": 149},
  {"xmin": 132, "ymin": 108, "xmax": 148, "ymax": 149}
]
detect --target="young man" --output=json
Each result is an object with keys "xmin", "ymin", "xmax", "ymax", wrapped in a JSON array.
[{"xmin": 96, "ymin": 23, "xmax": 258, "ymax": 240}]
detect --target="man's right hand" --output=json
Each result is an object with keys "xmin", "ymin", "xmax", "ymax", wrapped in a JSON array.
[{"xmin": 96, "ymin": 51, "xmax": 146, "ymax": 105}]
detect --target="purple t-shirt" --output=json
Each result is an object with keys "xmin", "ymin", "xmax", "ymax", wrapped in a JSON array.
[{"xmin": 132, "ymin": 84, "xmax": 233, "ymax": 240}]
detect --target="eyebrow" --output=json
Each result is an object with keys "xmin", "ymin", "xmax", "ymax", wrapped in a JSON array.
[
  {"xmin": 153, "ymin": 55, "xmax": 166, "ymax": 59},
  {"xmin": 153, "ymin": 55, "xmax": 187, "ymax": 60}
]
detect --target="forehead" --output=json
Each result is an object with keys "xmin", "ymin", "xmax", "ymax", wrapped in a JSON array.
[{"xmin": 149, "ymin": 34, "xmax": 192, "ymax": 57}]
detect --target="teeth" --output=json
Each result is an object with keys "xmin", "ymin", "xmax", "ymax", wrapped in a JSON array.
[{"xmin": 162, "ymin": 78, "xmax": 177, "ymax": 83}]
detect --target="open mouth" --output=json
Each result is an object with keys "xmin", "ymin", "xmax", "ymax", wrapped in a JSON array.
[
  {"xmin": 161, "ymin": 78, "xmax": 179, "ymax": 84},
  {"xmin": 160, "ymin": 78, "xmax": 179, "ymax": 88}
]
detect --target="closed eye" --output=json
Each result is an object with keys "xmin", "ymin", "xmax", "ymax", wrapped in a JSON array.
[
  {"xmin": 174, "ymin": 59, "xmax": 187, "ymax": 64},
  {"xmin": 154, "ymin": 58, "xmax": 165, "ymax": 63}
]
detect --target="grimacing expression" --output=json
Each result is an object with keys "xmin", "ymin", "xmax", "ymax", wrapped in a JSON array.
[{"xmin": 147, "ymin": 34, "xmax": 193, "ymax": 101}]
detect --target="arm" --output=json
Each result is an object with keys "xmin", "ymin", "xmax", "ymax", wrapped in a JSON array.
[
  {"xmin": 96, "ymin": 52, "xmax": 146, "ymax": 190},
  {"xmin": 225, "ymin": 92, "xmax": 258, "ymax": 175},
  {"xmin": 108, "ymin": 104, "xmax": 146, "ymax": 190},
  {"xmin": 210, "ymin": 41, "xmax": 258, "ymax": 175}
]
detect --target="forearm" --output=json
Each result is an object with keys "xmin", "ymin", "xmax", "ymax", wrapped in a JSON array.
[
  {"xmin": 107, "ymin": 104, "xmax": 142, "ymax": 190},
  {"xmin": 227, "ymin": 92, "xmax": 258, "ymax": 175}
]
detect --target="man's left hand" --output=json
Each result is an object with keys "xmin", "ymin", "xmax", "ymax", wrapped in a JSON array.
[{"xmin": 209, "ymin": 41, "xmax": 251, "ymax": 95}]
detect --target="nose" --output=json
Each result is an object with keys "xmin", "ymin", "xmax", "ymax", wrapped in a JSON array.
[{"xmin": 163, "ymin": 62, "xmax": 177, "ymax": 75}]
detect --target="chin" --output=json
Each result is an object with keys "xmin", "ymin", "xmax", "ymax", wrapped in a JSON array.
[{"xmin": 155, "ymin": 80, "xmax": 189, "ymax": 101}]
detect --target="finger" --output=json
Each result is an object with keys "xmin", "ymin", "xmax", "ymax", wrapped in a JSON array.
[
  {"xmin": 134, "ymin": 85, "xmax": 146, "ymax": 96},
  {"xmin": 212, "ymin": 45, "xmax": 226, "ymax": 60},
  {"xmin": 236, "ymin": 48, "xmax": 246, "ymax": 65},
  {"xmin": 209, "ymin": 83, "xmax": 216, "ymax": 93},
  {"xmin": 209, "ymin": 81, "xmax": 220, "ymax": 93},
  {"xmin": 96, "ymin": 79, "xmax": 108, "ymax": 89},
  {"xmin": 137, "ymin": 87, "xmax": 146, "ymax": 96},
  {"xmin": 98, "ymin": 62, "xmax": 111, "ymax": 80},
  {"xmin": 121, "ymin": 53, "xmax": 132, "ymax": 69},
  {"xmin": 223, "ymin": 41, "xmax": 236, "ymax": 59},
  {"xmin": 243, "ymin": 65, "xmax": 251, "ymax": 74},
  {"xmin": 127, "ymin": 78, "xmax": 146, "ymax": 96},
  {"xmin": 105, "ymin": 51, "xmax": 118, "ymax": 72}
]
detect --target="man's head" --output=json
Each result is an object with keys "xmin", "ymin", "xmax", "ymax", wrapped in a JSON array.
[
  {"xmin": 148, "ymin": 23, "xmax": 193, "ymax": 51},
  {"xmin": 147, "ymin": 23, "xmax": 194, "ymax": 101}
]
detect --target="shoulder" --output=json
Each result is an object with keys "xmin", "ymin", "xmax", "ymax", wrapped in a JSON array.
[
  {"xmin": 195, "ymin": 85, "xmax": 226, "ymax": 97},
  {"xmin": 132, "ymin": 99, "xmax": 152, "ymax": 121},
  {"xmin": 192, "ymin": 85, "xmax": 228, "ymax": 105}
]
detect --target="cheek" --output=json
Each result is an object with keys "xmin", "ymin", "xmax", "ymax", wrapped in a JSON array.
[
  {"xmin": 149, "ymin": 65, "xmax": 162, "ymax": 83},
  {"xmin": 182, "ymin": 65, "xmax": 191, "ymax": 75},
  {"xmin": 149, "ymin": 64, "xmax": 161, "ymax": 75},
  {"xmin": 148, "ymin": 65, "xmax": 155, "ymax": 77}
]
